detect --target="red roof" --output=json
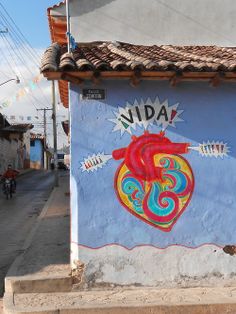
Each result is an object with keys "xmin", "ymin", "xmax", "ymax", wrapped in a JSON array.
[
  {"xmin": 30, "ymin": 133, "xmax": 44, "ymax": 140},
  {"xmin": 41, "ymin": 42, "xmax": 236, "ymax": 73},
  {"xmin": 47, "ymin": 1, "xmax": 65, "ymax": 11},
  {"xmin": 47, "ymin": 1, "xmax": 68, "ymax": 107}
]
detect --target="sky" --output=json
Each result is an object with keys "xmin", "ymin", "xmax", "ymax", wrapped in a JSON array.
[
  {"xmin": 0, "ymin": 0, "xmax": 68, "ymax": 149},
  {"xmin": 0, "ymin": 0, "xmax": 59, "ymax": 48}
]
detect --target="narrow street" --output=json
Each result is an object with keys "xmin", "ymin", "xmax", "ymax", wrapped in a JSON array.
[{"xmin": 0, "ymin": 170, "xmax": 54, "ymax": 297}]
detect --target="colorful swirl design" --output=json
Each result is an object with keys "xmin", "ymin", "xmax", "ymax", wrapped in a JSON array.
[
  {"xmin": 121, "ymin": 175, "xmax": 144, "ymax": 214},
  {"xmin": 115, "ymin": 154, "xmax": 194, "ymax": 232}
]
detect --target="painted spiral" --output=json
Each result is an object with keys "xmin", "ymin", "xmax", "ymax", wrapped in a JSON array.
[{"xmin": 115, "ymin": 154, "xmax": 194, "ymax": 231}]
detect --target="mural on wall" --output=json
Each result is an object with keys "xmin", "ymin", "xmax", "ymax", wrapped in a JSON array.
[
  {"xmin": 79, "ymin": 97, "xmax": 229, "ymax": 232},
  {"xmin": 113, "ymin": 131, "xmax": 194, "ymax": 231},
  {"xmin": 190, "ymin": 141, "xmax": 229, "ymax": 158},
  {"xmin": 80, "ymin": 153, "xmax": 112, "ymax": 172},
  {"xmin": 109, "ymin": 97, "xmax": 183, "ymax": 135}
]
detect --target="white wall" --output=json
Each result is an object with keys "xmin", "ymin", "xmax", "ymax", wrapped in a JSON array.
[
  {"xmin": 51, "ymin": 0, "xmax": 236, "ymax": 46},
  {"xmin": 0, "ymin": 138, "xmax": 18, "ymax": 174},
  {"xmin": 24, "ymin": 130, "xmax": 31, "ymax": 161}
]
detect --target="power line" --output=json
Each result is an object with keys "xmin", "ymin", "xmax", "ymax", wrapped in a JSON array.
[
  {"xmin": 0, "ymin": 2, "xmax": 41, "ymax": 62},
  {"xmin": 26, "ymin": 93, "xmax": 49, "ymax": 113},
  {"xmin": 0, "ymin": 9, "xmax": 39, "ymax": 68},
  {"xmin": 0, "ymin": 33, "xmax": 25, "ymax": 75},
  {"xmin": 0, "ymin": 34, "xmax": 50, "ymax": 111},
  {"xmin": 0, "ymin": 7, "xmax": 51, "ymax": 108},
  {"xmin": 1, "ymin": 32, "xmax": 37, "ymax": 77},
  {"xmin": 0, "ymin": 67, "xmax": 14, "ymax": 79},
  {"xmin": 1, "ymin": 31, "xmax": 51, "ymax": 107},
  {"xmin": 0, "ymin": 32, "xmax": 48, "ymax": 115},
  {"xmin": 0, "ymin": 33, "xmax": 18, "ymax": 76}
]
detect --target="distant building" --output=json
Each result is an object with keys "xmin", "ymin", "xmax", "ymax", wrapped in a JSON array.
[
  {"xmin": 30, "ymin": 133, "xmax": 52, "ymax": 169},
  {"xmin": 30, "ymin": 133, "xmax": 44, "ymax": 169},
  {"xmin": 0, "ymin": 114, "xmax": 33, "ymax": 173},
  {"xmin": 61, "ymin": 120, "xmax": 69, "ymax": 136}
]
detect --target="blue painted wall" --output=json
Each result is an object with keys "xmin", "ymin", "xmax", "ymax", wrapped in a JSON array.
[
  {"xmin": 70, "ymin": 80, "xmax": 236, "ymax": 249},
  {"xmin": 30, "ymin": 139, "xmax": 43, "ymax": 166}
]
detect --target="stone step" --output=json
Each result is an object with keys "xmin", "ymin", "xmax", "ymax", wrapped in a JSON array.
[{"xmin": 4, "ymin": 286, "xmax": 236, "ymax": 314}]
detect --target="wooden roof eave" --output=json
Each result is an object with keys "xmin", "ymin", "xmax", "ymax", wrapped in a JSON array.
[
  {"xmin": 42, "ymin": 71, "xmax": 236, "ymax": 83},
  {"xmin": 42, "ymin": 70, "xmax": 236, "ymax": 107}
]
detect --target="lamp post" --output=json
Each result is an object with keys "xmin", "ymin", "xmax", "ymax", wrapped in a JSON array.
[{"xmin": 0, "ymin": 76, "xmax": 20, "ymax": 87}]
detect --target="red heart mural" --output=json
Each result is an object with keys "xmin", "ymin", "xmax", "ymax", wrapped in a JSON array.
[{"xmin": 113, "ymin": 131, "xmax": 194, "ymax": 232}]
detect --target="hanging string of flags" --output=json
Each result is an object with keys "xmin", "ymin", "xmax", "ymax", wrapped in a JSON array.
[
  {"xmin": 0, "ymin": 74, "xmax": 43, "ymax": 110},
  {"xmin": 5, "ymin": 115, "xmax": 40, "ymax": 122},
  {"xmin": 2, "ymin": 114, "xmax": 67, "ymax": 122}
]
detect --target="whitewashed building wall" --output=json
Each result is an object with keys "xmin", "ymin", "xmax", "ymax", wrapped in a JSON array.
[
  {"xmin": 0, "ymin": 138, "xmax": 18, "ymax": 175},
  {"xmin": 51, "ymin": 0, "xmax": 236, "ymax": 47}
]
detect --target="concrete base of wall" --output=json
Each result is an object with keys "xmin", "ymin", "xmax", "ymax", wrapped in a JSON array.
[{"xmin": 74, "ymin": 244, "xmax": 236, "ymax": 289}]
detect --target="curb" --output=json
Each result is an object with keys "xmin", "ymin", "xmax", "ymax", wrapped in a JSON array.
[
  {"xmin": 4, "ymin": 294, "xmax": 236, "ymax": 314},
  {"xmin": 4, "ymin": 292, "xmax": 59, "ymax": 314}
]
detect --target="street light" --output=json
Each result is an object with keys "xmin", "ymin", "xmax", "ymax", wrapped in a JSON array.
[{"xmin": 0, "ymin": 76, "xmax": 20, "ymax": 87}]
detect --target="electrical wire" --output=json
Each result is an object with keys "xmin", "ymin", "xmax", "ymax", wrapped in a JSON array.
[
  {"xmin": 0, "ymin": 33, "xmax": 25, "ymax": 76},
  {"xmin": 0, "ymin": 6, "xmax": 51, "ymax": 108},
  {"xmin": 0, "ymin": 2, "xmax": 41, "ymax": 64},
  {"xmin": 1, "ymin": 32, "xmax": 37, "ymax": 77},
  {"xmin": 0, "ymin": 35, "xmax": 18, "ymax": 77},
  {"xmin": 0, "ymin": 33, "xmax": 46, "ymax": 117},
  {"xmin": 1, "ymin": 31, "xmax": 51, "ymax": 106},
  {"xmin": 0, "ymin": 67, "xmax": 15, "ymax": 79}
]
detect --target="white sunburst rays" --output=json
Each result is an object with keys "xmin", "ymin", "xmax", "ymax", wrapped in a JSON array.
[
  {"xmin": 108, "ymin": 97, "xmax": 184, "ymax": 136},
  {"xmin": 80, "ymin": 152, "xmax": 113, "ymax": 172},
  {"xmin": 189, "ymin": 141, "xmax": 230, "ymax": 158}
]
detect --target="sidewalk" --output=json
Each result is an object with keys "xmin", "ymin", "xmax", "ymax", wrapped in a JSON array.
[
  {"xmin": 4, "ymin": 171, "xmax": 71, "ymax": 313},
  {"xmin": 5, "ymin": 171, "xmax": 71, "ymax": 292},
  {"xmin": 3, "ymin": 171, "xmax": 236, "ymax": 314}
]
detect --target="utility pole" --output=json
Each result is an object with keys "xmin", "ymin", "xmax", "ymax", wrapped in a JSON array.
[
  {"xmin": 36, "ymin": 108, "xmax": 52, "ymax": 169},
  {"xmin": 52, "ymin": 80, "xmax": 59, "ymax": 187},
  {"xmin": 66, "ymin": 0, "xmax": 71, "ymax": 148}
]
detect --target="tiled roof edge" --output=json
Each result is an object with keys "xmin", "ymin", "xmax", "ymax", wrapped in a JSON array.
[{"xmin": 47, "ymin": 1, "xmax": 65, "ymax": 13}]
